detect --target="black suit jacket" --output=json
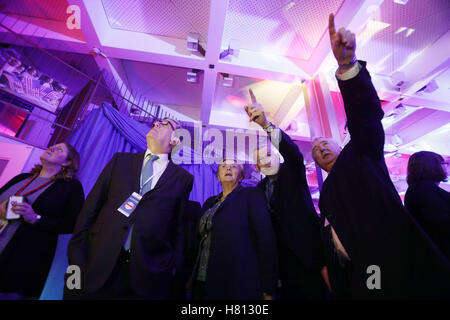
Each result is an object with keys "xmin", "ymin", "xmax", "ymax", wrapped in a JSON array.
[
  {"xmin": 0, "ymin": 173, "xmax": 84, "ymax": 297},
  {"xmin": 405, "ymin": 181, "xmax": 450, "ymax": 260},
  {"xmin": 257, "ymin": 130, "xmax": 324, "ymax": 272},
  {"xmin": 196, "ymin": 186, "xmax": 277, "ymax": 299},
  {"xmin": 68, "ymin": 152, "xmax": 193, "ymax": 298},
  {"xmin": 319, "ymin": 61, "xmax": 450, "ymax": 299}
]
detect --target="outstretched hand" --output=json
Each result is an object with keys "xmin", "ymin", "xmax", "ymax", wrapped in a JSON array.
[
  {"xmin": 244, "ymin": 89, "xmax": 269, "ymax": 128},
  {"xmin": 329, "ymin": 13, "xmax": 356, "ymax": 69}
]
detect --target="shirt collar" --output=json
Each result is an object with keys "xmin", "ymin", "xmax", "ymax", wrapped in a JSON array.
[{"xmin": 145, "ymin": 148, "xmax": 169, "ymax": 163}]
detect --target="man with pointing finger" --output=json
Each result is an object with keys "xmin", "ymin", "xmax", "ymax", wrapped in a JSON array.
[
  {"xmin": 245, "ymin": 90, "xmax": 327, "ymax": 300},
  {"xmin": 312, "ymin": 14, "xmax": 450, "ymax": 299}
]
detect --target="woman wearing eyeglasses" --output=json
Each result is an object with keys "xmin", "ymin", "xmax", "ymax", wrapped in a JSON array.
[
  {"xmin": 0, "ymin": 142, "xmax": 84, "ymax": 299},
  {"xmin": 405, "ymin": 151, "xmax": 450, "ymax": 261},
  {"xmin": 189, "ymin": 159, "xmax": 277, "ymax": 300}
]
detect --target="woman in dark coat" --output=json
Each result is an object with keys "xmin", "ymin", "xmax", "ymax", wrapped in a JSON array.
[
  {"xmin": 0, "ymin": 142, "xmax": 84, "ymax": 299},
  {"xmin": 190, "ymin": 159, "xmax": 277, "ymax": 300},
  {"xmin": 405, "ymin": 151, "xmax": 449, "ymax": 261}
]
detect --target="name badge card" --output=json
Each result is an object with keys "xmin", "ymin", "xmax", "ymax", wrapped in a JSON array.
[
  {"xmin": 118, "ymin": 192, "xmax": 142, "ymax": 217},
  {"xmin": 6, "ymin": 196, "xmax": 23, "ymax": 220}
]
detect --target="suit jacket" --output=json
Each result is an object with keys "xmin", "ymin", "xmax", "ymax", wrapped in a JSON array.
[
  {"xmin": 0, "ymin": 173, "xmax": 84, "ymax": 297},
  {"xmin": 175, "ymin": 200, "xmax": 201, "ymax": 299},
  {"xmin": 405, "ymin": 181, "xmax": 450, "ymax": 260},
  {"xmin": 319, "ymin": 61, "xmax": 450, "ymax": 299},
  {"xmin": 68, "ymin": 152, "xmax": 193, "ymax": 298},
  {"xmin": 195, "ymin": 186, "xmax": 277, "ymax": 300},
  {"xmin": 257, "ymin": 130, "xmax": 324, "ymax": 272}
]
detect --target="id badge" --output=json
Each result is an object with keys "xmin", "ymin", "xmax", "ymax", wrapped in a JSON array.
[
  {"xmin": 6, "ymin": 196, "xmax": 23, "ymax": 220},
  {"xmin": 117, "ymin": 192, "xmax": 142, "ymax": 217}
]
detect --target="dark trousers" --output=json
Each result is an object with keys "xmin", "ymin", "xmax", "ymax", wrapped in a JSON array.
[
  {"xmin": 327, "ymin": 254, "xmax": 352, "ymax": 300},
  {"xmin": 278, "ymin": 243, "xmax": 326, "ymax": 300},
  {"xmin": 191, "ymin": 280, "xmax": 205, "ymax": 300}
]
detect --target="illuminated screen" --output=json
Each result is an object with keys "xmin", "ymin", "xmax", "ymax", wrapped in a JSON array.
[{"xmin": 0, "ymin": 54, "xmax": 67, "ymax": 113}]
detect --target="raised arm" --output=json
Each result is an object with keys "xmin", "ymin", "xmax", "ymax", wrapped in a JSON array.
[
  {"xmin": 245, "ymin": 89, "xmax": 305, "ymax": 171},
  {"xmin": 329, "ymin": 13, "xmax": 385, "ymax": 159}
]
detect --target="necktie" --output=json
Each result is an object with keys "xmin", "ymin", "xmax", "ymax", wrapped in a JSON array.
[
  {"xmin": 266, "ymin": 178, "xmax": 277, "ymax": 213},
  {"xmin": 123, "ymin": 154, "xmax": 159, "ymax": 251},
  {"xmin": 141, "ymin": 154, "xmax": 159, "ymax": 195}
]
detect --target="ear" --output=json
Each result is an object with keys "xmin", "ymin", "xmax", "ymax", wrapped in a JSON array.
[{"xmin": 170, "ymin": 136, "xmax": 180, "ymax": 147}]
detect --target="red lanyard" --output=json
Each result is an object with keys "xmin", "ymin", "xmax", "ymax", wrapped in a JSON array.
[{"xmin": 15, "ymin": 175, "xmax": 54, "ymax": 197}]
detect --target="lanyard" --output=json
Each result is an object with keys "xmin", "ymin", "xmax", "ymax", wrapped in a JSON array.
[{"xmin": 15, "ymin": 175, "xmax": 54, "ymax": 197}]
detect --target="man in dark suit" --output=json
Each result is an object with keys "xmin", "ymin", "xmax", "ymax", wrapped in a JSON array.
[
  {"xmin": 311, "ymin": 14, "xmax": 450, "ymax": 299},
  {"xmin": 67, "ymin": 118, "xmax": 193, "ymax": 299},
  {"xmin": 245, "ymin": 91, "xmax": 326, "ymax": 300}
]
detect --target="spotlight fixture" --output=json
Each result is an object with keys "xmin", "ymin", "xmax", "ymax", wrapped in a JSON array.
[
  {"xmin": 219, "ymin": 39, "xmax": 240, "ymax": 59},
  {"xmin": 221, "ymin": 73, "xmax": 234, "ymax": 87},
  {"xmin": 91, "ymin": 47, "xmax": 107, "ymax": 58},
  {"xmin": 384, "ymin": 143, "xmax": 398, "ymax": 153},
  {"xmin": 391, "ymin": 71, "xmax": 407, "ymax": 91},
  {"xmin": 391, "ymin": 134, "xmax": 403, "ymax": 146},
  {"xmin": 187, "ymin": 69, "xmax": 201, "ymax": 83},
  {"xmin": 187, "ymin": 32, "xmax": 205, "ymax": 56}
]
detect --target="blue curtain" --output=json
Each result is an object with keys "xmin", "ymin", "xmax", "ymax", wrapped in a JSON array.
[{"xmin": 40, "ymin": 102, "xmax": 221, "ymax": 299}]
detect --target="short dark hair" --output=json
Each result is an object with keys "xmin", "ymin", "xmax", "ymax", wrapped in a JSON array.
[{"xmin": 407, "ymin": 151, "xmax": 447, "ymax": 186}]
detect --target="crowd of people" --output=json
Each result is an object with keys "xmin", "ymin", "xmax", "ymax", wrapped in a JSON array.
[{"xmin": 0, "ymin": 14, "xmax": 448, "ymax": 300}]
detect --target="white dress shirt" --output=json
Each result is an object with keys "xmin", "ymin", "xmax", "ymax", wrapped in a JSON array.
[
  {"xmin": 141, "ymin": 148, "xmax": 170, "ymax": 192},
  {"xmin": 335, "ymin": 61, "xmax": 361, "ymax": 81}
]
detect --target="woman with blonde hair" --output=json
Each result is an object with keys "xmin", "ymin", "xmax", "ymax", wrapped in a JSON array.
[{"xmin": 190, "ymin": 159, "xmax": 277, "ymax": 300}]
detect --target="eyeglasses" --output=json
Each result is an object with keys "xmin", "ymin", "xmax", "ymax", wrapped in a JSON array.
[{"xmin": 152, "ymin": 119, "xmax": 175, "ymax": 131}]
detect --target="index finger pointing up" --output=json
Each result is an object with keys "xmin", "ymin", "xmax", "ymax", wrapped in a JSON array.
[
  {"xmin": 249, "ymin": 88, "xmax": 257, "ymax": 104},
  {"xmin": 329, "ymin": 13, "xmax": 336, "ymax": 37}
]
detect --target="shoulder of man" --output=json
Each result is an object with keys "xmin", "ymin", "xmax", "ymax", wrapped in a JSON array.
[
  {"xmin": 243, "ymin": 185, "xmax": 266, "ymax": 199},
  {"xmin": 116, "ymin": 151, "xmax": 142, "ymax": 159},
  {"xmin": 256, "ymin": 176, "xmax": 267, "ymax": 189},
  {"xmin": 171, "ymin": 162, "xmax": 193, "ymax": 180}
]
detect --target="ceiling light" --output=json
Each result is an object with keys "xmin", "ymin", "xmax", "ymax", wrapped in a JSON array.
[
  {"xmin": 384, "ymin": 143, "xmax": 398, "ymax": 153},
  {"xmin": 391, "ymin": 71, "xmax": 407, "ymax": 90},
  {"xmin": 393, "ymin": 0, "xmax": 408, "ymax": 5},
  {"xmin": 91, "ymin": 47, "xmax": 107, "ymax": 58},
  {"xmin": 221, "ymin": 73, "xmax": 234, "ymax": 87},
  {"xmin": 285, "ymin": 2, "xmax": 295, "ymax": 10},
  {"xmin": 187, "ymin": 32, "xmax": 205, "ymax": 56},
  {"xmin": 219, "ymin": 39, "xmax": 240, "ymax": 59},
  {"xmin": 187, "ymin": 69, "xmax": 200, "ymax": 83},
  {"xmin": 405, "ymin": 28, "xmax": 415, "ymax": 37},
  {"xmin": 391, "ymin": 134, "xmax": 403, "ymax": 146}
]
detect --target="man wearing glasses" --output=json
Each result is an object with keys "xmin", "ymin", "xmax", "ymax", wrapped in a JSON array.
[{"xmin": 67, "ymin": 117, "xmax": 194, "ymax": 299}]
